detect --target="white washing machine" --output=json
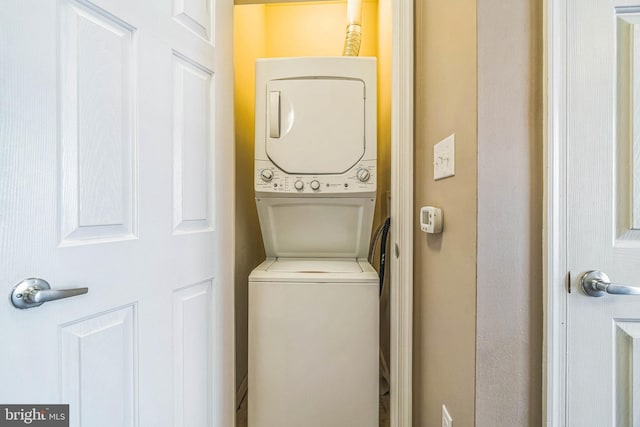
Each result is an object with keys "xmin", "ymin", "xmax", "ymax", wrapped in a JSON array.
[{"xmin": 248, "ymin": 57, "xmax": 379, "ymax": 427}]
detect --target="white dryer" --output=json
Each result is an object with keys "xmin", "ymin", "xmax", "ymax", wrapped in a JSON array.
[{"xmin": 249, "ymin": 57, "xmax": 378, "ymax": 427}]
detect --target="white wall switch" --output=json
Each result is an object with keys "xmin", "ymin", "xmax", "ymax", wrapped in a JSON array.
[
  {"xmin": 434, "ymin": 134, "xmax": 455, "ymax": 180},
  {"xmin": 420, "ymin": 206, "xmax": 443, "ymax": 234},
  {"xmin": 442, "ymin": 404, "xmax": 453, "ymax": 427}
]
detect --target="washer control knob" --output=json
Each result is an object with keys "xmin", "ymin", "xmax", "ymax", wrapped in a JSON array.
[
  {"xmin": 260, "ymin": 169, "xmax": 273, "ymax": 182},
  {"xmin": 356, "ymin": 168, "xmax": 371, "ymax": 182},
  {"xmin": 294, "ymin": 180, "xmax": 304, "ymax": 191},
  {"xmin": 310, "ymin": 180, "xmax": 321, "ymax": 191}
]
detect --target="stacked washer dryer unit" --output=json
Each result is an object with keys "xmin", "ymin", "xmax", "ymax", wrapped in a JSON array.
[{"xmin": 248, "ymin": 56, "xmax": 378, "ymax": 427}]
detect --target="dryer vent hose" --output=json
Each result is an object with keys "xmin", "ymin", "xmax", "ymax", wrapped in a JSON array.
[
  {"xmin": 369, "ymin": 217, "xmax": 391, "ymax": 296},
  {"xmin": 343, "ymin": 24, "xmax": 362, "ymax": 56},
  {"xmin": 343, "ymin": 0, "xmax": 362, "ymax": 56}
]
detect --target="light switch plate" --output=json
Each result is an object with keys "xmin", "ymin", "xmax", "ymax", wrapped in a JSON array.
[{"xmin": 434, "ymin": 134, "xmax": 455, "ymax": 180}]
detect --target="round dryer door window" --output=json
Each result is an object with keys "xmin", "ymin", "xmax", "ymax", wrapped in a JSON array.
[{"xmin": 265, "ymin": 78, "xmax": 365, "ymax": 175}]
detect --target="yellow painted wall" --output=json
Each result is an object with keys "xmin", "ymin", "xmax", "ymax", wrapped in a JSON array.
[
  {"xmin": 233, "ymin": 4, "xmax": 267, "ymax": 392},
  {"xmin": 234, "ymin": 0, "xmax": 391, "ymax": 393},
  {"xmin": 263, "ymin": 1, "xmax": 377, "ymax": 57},
  {"xmin": 376, "ymin": 0, "xmax": 392, "ymax": 372}
]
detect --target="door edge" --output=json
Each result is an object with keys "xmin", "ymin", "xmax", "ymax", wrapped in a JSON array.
[
  {"xmin": 389, "ymin": 0, "xmax": 414, "ymax": 425},
  {"xmin": 543, "ymin": 0, "xmax": 568, "ymax": 425}
]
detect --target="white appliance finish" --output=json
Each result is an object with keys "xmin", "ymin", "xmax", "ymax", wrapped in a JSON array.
[
  {"xmin": 249, "ymin": 57, "xmax": 378, "ymax": 427},
  {"xmin": 254, "ymin": 57, "xmax": 377, "ymax": 260},
  {"xmin": 255, "ymin": 197, "xmax": 375, "ymax": 258},
  {"xmin": 266, "ymin": 78, "xmax": 365, "ymax": 174},
  {"xmin": 249, "ymin": 259, "xmax": 379, "ymax": 427},
  {"xmin": 254, "ymin": 57, "xmax": 377, "ymax": 196}
]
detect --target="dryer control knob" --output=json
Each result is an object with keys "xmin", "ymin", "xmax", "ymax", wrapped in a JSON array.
[
  {"xmin": 356, "ymin": 168, "xmax": 371, "ymax": 182},
  {"xmin": 260, "ymin": 169, "xmax": 274, "ymax": 182},
  {"xmin": 310, "ymin": 180, "xmax": 320, "ymax": 191},
  {"xmin": 294, "ymin": 180, "xmax": 304, "ymax": 191}
]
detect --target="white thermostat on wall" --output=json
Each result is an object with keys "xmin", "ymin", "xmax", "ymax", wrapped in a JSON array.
[{"xmin": 420, "ymin": 206, "xmax": 443, "ymax": 234}]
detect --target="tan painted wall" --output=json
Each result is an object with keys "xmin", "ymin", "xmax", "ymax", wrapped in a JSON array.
[
  {"xmin": 414, "ymin": 0, "xmax": 542, "ymax": 425},
  {"xmin": 233, "ymin": 0, "xmax": 391, "ymax": 393},
  {"xmin": 413, "ymin": 0, "xmax": 478, "ymax": 425},
  {"xmin": 475, "ymin": 0, "xmax": 542, "ymax": 425}
]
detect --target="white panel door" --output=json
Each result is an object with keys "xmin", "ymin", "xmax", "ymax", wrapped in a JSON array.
[
  {"xmin": 566, "ymin": 1, "xmax": 640, "ymax": 426},
  {"xmin": 0, "ymin": 0, "xmax": 234, "ymax": 426}
]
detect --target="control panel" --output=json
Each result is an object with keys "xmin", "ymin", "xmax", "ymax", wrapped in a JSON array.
[{"xmin": 255, "ymin": 159, "xmax": 376, "ymax": 194}]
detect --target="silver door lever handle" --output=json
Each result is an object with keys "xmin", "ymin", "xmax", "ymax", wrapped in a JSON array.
[
  {"xmin": 581, "ymin": 270, "xmax": 640, "ymax": 297},
  {"xmin": 11, "ymin": 278, "xmax": 88, "ymax": 309}
]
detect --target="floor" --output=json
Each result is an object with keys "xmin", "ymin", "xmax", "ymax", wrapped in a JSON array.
[{"xmin": 236, "ymin": 384, "xmax": 390, "ymax": 426}]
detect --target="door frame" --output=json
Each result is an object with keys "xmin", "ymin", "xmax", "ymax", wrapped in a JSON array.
[
  {"xmin": 228, "ymin": 0, "xmax": 414, "ymax": 423},
  {"xmin": 389, "ymin": 0, "xmax": 413, "ymax": 426},
  {"xmin": 216, "ymin": 0, "xmax": 236, "ymax": 424},
  {"xmin": 543, "ymin": 0, "xmax": 568, "ymax": 425}
]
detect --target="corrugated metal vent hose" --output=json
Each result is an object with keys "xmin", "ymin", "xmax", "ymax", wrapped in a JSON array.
[{"xmin": 343, "ymin": 0, "xmax": 362, "ymax": 56}]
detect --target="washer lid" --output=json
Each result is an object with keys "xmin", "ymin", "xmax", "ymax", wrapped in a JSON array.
[
  {"xmin": 249, "ymin": 258, "xmax": 379, "ymax": 283},
  {"xmin": 265, "ymin": 258, "xmax": 364, "ymax": 273},
  {"xmin": 265, "ymin": 78, "xmax": 365, "ymax": 175}
]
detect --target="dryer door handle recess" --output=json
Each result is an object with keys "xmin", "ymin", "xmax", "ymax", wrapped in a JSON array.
[{"xmin": 269, "ymin": 91, "xmax": 280, "ymax": 138}]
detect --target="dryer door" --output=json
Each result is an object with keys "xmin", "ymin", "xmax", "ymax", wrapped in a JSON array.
[{"xmin": 265, "ymin": 78, "xmax": 365, "ymax": 174}]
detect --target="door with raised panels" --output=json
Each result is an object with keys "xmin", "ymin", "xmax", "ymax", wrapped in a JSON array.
[
  {"xmin": 0, "ymin": 0, "xmax": 234, "ymax": 425},
  {"xmin": 566, "ymin": 2, "xmax": 640, "ymax": 425}
]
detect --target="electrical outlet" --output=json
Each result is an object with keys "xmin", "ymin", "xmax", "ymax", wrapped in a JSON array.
[{"xmin": 442, "ymin": 405, "xmax": 453, "ymax": 427}]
